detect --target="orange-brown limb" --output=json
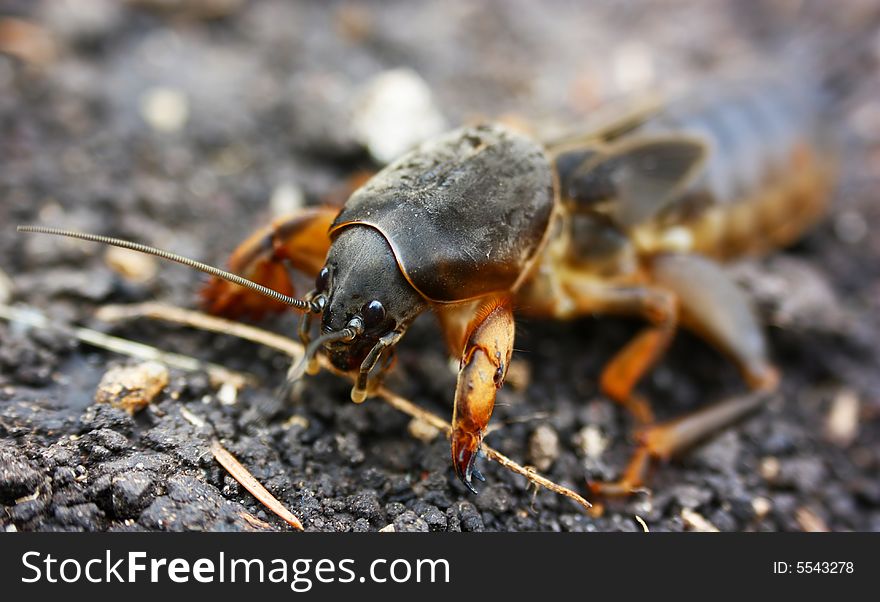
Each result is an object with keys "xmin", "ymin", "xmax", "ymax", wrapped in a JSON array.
[
  {"xmin": 201, "ymin": 206, "xmax": 338, "ymax": 319},
  {"xmin": 557, "ymin": 274, "xmax": 679, "ymax": 425},
  {"xmin": 585, "ymin": 254, "xmax": 780, "ymax": 496},
  {"xmin": 589, "ymin": 382, "xmax": 777, "ymax": 497},
  {"xmin": 437, "ymin": 296, "xmax": 515, "ymax": 492},
  {"xmin": 519, "ymin": 252, "xmax": 779, "ymax": 496}
]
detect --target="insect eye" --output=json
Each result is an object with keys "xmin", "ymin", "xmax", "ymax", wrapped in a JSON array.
[
  {"xmin": 360, "ymin": 300, "xmax": 386, "ymax": 329},
  {"xmin": 315, "ymin": 267, "xmax": 330, "ymax": 293}
]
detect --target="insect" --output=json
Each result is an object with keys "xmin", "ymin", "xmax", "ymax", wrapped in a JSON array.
[{"xmin": 19, "ymin": 71, "xmax": 837, "ymax": 496}]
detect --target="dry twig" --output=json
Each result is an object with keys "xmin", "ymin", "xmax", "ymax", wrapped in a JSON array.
[
  {"xmin": 0, "ymin": 304, "xmax": 251, "ymax": 388},
  {"xmin": 211, "ymin": 440, "xmax": 304, "ymax": 530}
]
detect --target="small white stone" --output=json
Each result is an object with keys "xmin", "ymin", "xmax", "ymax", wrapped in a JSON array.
[
  {"xmin": 283, "ymin": 414, "xmax": 310, "ymax": 430},
  {"xmin": 528, "ymin": 424, "xmax": 559, "ymax": 471},
  {"xmin": 574, "ymin": 425, "xmax": 607, "ymax": 459},
  {"xmin": 351, "ymin": 69, "xmax": 446, "ymax": 164},
  {"xmin": 751, "ymin": 496, "xmax": 772, "ymax": 519},
  {"xmin": 104, "ymin": 246, "xmax": 158, "ymax": 283},
  {"xmin": 140, "ymin": 86, "xmax": 189, "ymax": 132},
  {"xmin": 760, "ymin": 456, "xmax": 780, "ymax": 481},
  {"xmin": 407, "ymin": 417, "xmax": 441, "ymax": 443},
  {"xmin": 95, "ymin": 361, "xmax": 169, "ymax": 414},
  {"xmin": 269, "ymin": 182, "xmax": 305, "ymax": 217},
  {"xmin": 217, "ymin": 382, "xmax": 238, "ymax": 406},
  {"xmin": 825, "ymin": 389, "xmax": 860, "ymax": 447},
  {"xmin": 612, "ymin": 42, "xmax": 655, "ymax": 93}
]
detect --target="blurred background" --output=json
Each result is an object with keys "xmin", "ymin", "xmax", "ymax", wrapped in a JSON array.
[{"xmin": 1, "ymin": 0, "xmax": 879, "ymax": 532}]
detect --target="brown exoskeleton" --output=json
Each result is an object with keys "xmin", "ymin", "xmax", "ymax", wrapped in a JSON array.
[{"xmin": 19, "ymin": 73, "xmax": 836, "ymax": 496}]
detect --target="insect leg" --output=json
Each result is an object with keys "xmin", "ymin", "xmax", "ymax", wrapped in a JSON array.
[
  {"xmin": 590, "ymin": 389, "xmax": 773, "ymax": 497},
  {"xmin": 590, "ymin": 253, "xmax": 779, "ymax": 496},
  {"xmin": 201, "ymin": 206, "xmax": 338, "ymax": 319},
  {"xmin": 437, "ymin": 296, "xmax": 515, "ymax": 493},
  {"xmin": 558, "ymin": 276, "xmax": 679, "ymax": 425},
  {"xmin": 649, "ymin": 253, "xmax": 779, "ymax": 389},
  {"xmin": 350, "ymin": 330, "xmax": 403, "ymax": 403}
]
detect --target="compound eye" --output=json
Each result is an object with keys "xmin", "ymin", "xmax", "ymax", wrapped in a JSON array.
[
  {"xmin": 315, "ymin": 267, "xmax": 330, "ymax": 293},
  {"xmin": 360, "ymin": 300, "xmax": 386, "ymax": 329}
]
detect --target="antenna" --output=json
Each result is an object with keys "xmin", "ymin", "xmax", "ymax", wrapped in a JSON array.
[{"xmin": 17, "ymin": 225, "xmax": 318, "ymax": 313}]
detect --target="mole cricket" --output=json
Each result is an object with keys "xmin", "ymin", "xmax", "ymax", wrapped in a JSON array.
[{"xmin": 20, "ymin": 71, "xmax": 837, "ymax": 496}]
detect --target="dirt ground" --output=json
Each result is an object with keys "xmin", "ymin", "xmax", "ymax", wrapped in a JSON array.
[{"xmin": 2, "ymin": 0, "xmax": 880, "ymax": 532}]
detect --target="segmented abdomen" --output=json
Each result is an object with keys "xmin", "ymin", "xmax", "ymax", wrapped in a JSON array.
[{"xmin": 633, "ymin": 76, "xmax": 837, "ymax": 259}]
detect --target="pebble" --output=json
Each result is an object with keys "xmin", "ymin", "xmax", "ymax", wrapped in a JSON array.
[
  {"xmin": 347, "ymin": 490, "xmax": 382, "ymax": 522},
  {"xmin": 504, "ymin": 359, "xmax": 531, "ymax": 391},
  {"xmin": 217, "ymin": 382, "xmax": 238, "ymax": 406},
  {"xmin": 140, "ymin": 87, "xmax": 190, "ymax": 133},
  {"xmin": 573, "ymin": 424, "xmax": 607, "ymax": 459},
  {"xmin": 825, "ymin": 389, "xmax": 860, "ymax": 447},
  {"xmin": 407, "ymin": 417, "xmax": 441, "ymax": 443},
  {"xmin": 528, "ymin": 424, "xmax": 560, "ymax": 471},
  {"xmin": 351, "ymin": 69, "xmax": 446, "ymax": 164},
  {"xmin": 612, "ymin": 42, "xmax": 655, "ymax": 92},
  {"xmin": 269, "ymin": 182, "xmax": 305, "ymax": 217},
  {"xmin": 393, "ymin": 510, "xmax": 429, "ymax": 533},
  {"xmin": 95, "ymin": 361, "xmax": 169, "ymax": 415},
  {"xmin": 111, "ymin": 471, "xmax": 156, "ymax": 515},
  {"xmin": 453, "ymin": 501, "xmax": 484, "ymax": 532},
  {"xmin": 760, "ymin": 456, "xmax": 781, "ymax": 481},
  {"xmin": 0, "ymin": 444, "xmax": 43, "ymax": 503},
  {"xmin": 417, "ymin": 504, "xmax": 447, "ymax": 532},
  {"xmin": 474, "ymin": 485, "xmax": 511, "ymax": 515},
  {"xmin": 104, "ymin": 247, "xmax": 158, "ymax": 283},
  {"xmin": 751, "ymin": 497, "xmax": 773, "ymax": 520}
]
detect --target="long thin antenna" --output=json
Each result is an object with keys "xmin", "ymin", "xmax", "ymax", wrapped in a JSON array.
[{"xmin": 17, "ymin": 225, "xmax": 316, "ymax": 312}]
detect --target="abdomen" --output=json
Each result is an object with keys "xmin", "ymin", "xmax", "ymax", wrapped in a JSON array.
[{"xmin": 631, "ymin": 75, "xmax": 838, "ymax": 260}]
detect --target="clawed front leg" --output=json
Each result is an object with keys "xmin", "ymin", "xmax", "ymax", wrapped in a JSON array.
[{"xmin": 439, "ymin": 297, "xmax": 515, "ymax": 493}]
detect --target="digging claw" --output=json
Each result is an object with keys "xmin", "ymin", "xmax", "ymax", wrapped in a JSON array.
[{"xmin": 452, "ymin": 429, "xmax": 483, "ymax": 494}]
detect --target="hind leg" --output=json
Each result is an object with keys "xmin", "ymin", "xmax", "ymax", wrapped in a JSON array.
[
  {"xmin": 589, "ymin": 254, "xmax": 778, "ymax": 496},
  {"xmin": 201, "ymin": 206, "xmax": 338, "ymax": 320},
  {"xmin": 552, "ymin": 274, "xmax": 679, "ymax": 426}
]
